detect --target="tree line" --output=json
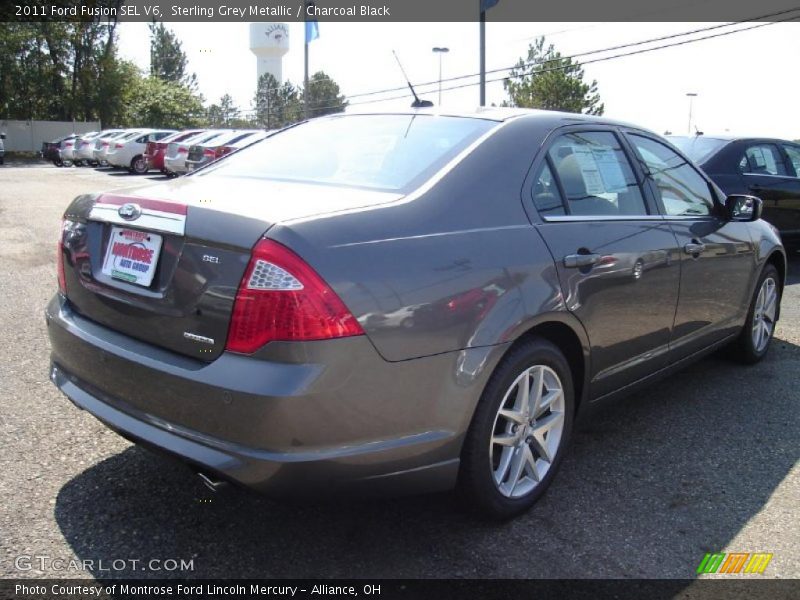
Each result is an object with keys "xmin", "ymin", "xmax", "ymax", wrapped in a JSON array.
[
  {"xmin": 1, "ymin": 21, "xmax": 601, "ymax": 129},
  {"xmin": 0, "ymin": 21, "xmax": 348, "ymax": 130}
]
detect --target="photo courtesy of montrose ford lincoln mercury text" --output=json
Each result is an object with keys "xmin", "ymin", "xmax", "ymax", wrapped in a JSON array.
[{"xmin": 47, "ymin": 109, "xmax": 786, "ymax": 519}]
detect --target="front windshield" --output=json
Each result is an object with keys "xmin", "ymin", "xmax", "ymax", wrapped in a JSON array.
[
  {"xmin": 201, "ymin": 114, "xmax": 496, "ymax": 192},
  {"xmin": 668, "ymin": 136, "xmax": 728, "ymax": 164}
]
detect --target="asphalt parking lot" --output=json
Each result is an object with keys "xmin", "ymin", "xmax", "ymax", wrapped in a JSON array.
[{"xmin": 0, "ymin": 163, "xmax": 798, "ymax": 580}]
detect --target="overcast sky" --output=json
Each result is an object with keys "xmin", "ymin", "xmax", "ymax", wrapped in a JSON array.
[{"xmin": 117, "ymin": 21, "xmax": 800, "ymax": 139}]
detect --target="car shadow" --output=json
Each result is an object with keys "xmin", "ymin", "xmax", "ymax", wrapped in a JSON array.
[{"xmin": 54, "ymin": 257, "xmax": 800, "ymax": 579}]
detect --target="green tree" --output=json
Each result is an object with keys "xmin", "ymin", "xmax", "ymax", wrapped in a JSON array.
[
  {"xmin": 149, "ymin": 22, "xmax": 198, "ymax": 91},
  {"xmin": 206, "ymin": 94, "xmax": 240, "ymax": 126},
  {"xmin": 124, "ymin": 76, "xmax": 205, "ymax": 129},
  {"xmin": 0, "ymin": 18, "xmax": 130, "ymax": 123},
  {"xmin": 302, "ymin": 71, "xmax": 347, "ymax": 118},
  {"xmin": 503, "ymin": 37, "xmax": 604, "ymax": 115},
  {"xmin": 254, "ymin": 73, "xmax": 302, "ymax": 129}
]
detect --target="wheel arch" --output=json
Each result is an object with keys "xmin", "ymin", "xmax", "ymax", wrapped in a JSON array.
[{"xmin": 501, "ymin": 313, "xmax": 591, "ymax": 416}]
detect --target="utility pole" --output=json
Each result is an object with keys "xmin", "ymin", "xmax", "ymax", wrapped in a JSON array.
[
  {"xmin": 432, "ymin": 47, "xmax": 449, "ymax": 106},
  {"xmin": 686, "ymin": 92, "xmax": 698, "ymax": 134}
]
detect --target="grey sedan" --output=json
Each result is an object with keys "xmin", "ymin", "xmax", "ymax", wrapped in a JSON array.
[{"xmin": 47, "ymin": 109, "xmax": 785, "ymax": 519}]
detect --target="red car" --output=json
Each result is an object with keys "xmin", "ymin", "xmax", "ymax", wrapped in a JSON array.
[{"xmin": 144, "ymin": 130, "xmax": 205, "ymax": 174}]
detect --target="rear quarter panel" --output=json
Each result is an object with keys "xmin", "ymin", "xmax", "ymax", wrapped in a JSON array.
[{"xmin": 266, "ymin": 117, "xmax": 570, "ymax": 362}]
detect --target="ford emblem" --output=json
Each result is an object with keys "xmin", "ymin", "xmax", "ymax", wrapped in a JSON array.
[{"xmin": 118, "ymin": 203, "xmax": 142, "ymax": 221}]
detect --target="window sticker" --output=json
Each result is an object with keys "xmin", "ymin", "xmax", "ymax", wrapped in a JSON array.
[{"xmin": 569, "ymin": 144, "xmax": 628, "ymax": 194}]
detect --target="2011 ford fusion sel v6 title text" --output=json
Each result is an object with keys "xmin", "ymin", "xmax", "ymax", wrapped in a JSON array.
[{"xmin": 47, "ymin": 109, "xmax": 785, "ymax": 518}]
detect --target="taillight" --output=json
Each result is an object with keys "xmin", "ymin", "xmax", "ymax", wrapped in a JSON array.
[
  {"xmin": 203, "ymin": 148, "xmax": 215, "ymax": 157},
  {"xmin": 57, "ymin": 221, "xmax": 68, "ymax": 295},
  {"xmin": 114, "ymin": 143, "xmax": 124, "ymax": 148},
  {"xmin": 102, "ymin": 142, "xmax": 109, "ymax": 147},
  {"xmin": 178, "ymin": 146, "xmax": 188, "ymax": 154},
  {"xmin": 216, "ymin": 146, "xmax": 232, "ymax": 158},
  {"xmin": 226, "ymin": 240, "xmax": 364, "ymax": 353}
]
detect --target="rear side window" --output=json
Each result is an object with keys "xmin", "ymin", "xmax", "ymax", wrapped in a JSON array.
[
  {"xmin": 629, "ymin": 134, "xmax": 714, "ymax": 217},
  {"xmin": 740, "ymin": 144, "xmax": 788, "ymax": 176},
  {"xmin": 546, "ymin": 131, "xmax": 647, "ymax": 216},
  {"xmin": 780, "ymin": 145, "xmax": 800, "ymax": 176}
]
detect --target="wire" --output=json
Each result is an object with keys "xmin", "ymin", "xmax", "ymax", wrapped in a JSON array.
[
  {"xmin": 238, "ymin": 9, "xmax": 800, "ymax": 119},
  {"xmin": 341, "ymin": 5, "xmax": 800, "ymax": 101}
]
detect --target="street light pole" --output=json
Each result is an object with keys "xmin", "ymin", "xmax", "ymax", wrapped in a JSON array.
[
  {"xmin": 686, "ymin": 92, "xmax": 698, "ymax": 134},
  {"xmin": 432, "ymin": 47, "xmax": 450, "ymax": 106}
]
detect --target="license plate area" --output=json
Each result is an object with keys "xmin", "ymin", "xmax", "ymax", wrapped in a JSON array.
[{"xmin": 101, "ymin": 227, "xmax": 163, "ymax": 287}]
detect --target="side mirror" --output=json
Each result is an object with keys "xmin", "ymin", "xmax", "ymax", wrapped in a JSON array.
[
  {"xmin": 725, "ymin": 194, "xmax": 762, "ymax": 222},
  {"xmin": 0, "ymin": 133, "xmax": 6, "ymax": 140}
]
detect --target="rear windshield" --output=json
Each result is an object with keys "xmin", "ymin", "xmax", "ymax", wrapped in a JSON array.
[
  {"xmin": 668, "ymin": 136, "xmax": 729, "ymax": 164},
  {"xmin": 201, "ymin": 114, "xmax": 496, "ymax": 192}
]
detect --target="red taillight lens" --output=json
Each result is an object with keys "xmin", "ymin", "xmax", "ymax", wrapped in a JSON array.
[
  {"xmin": 114, "ymin": 143, "xmax": 124, "ymax": 148},
  {"xmin": 102, "ymin": 142, "xmax": 109, "ymax": 147},
  {"xmin": 203, "ymin": 148, "xmax": 215, "ymax": 157},
  {"xmin": 57, "ymin": 222, "xmax": 67, "ymax": 295},
  {"xmin": 215, "ymin": 146, "xmax": 232, "ymax": 158},
  {"xmin": 226, "ymin": 240, "xmax": 364, "ymax": 353},
  {"xmin": 178, "ymin": 146, "xmax": 187, "ymax": 153}
]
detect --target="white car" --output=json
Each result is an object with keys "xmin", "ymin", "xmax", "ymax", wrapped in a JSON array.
[
  {"xmin": 0, "ymin": 132, "xmax": 5, "ymax": 165},
  {"xmin": 93, "ymin": 130, "xmax": 133, "ymax": 166},
  {"xmin": 109, "ymin": 129, "xmax": 177, "ymax": 174},
  {"xmin": 163, "ymin": 129, "xmax": 230, "ymax": 176},
  {"xmin": 107, "ymin": 129, "xmax": 177, "ymax": 173},
  {"xmin": 73, "ymin": 131, "xmax": 104, "ymax": 165},
  {"xmin": 58, "ymin": 135, "xmax": 80, "ymax": 165}
]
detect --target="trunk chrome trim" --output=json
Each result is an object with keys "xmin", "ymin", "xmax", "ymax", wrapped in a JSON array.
[{"xmin": 89, "ymin": 203, "xmax": 186, "ymax": 235}]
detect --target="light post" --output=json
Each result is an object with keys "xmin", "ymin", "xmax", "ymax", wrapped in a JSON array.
[
  {"xmin": 686, "ymin": 92, "xmax": 698, "ymax": 134},
  {"xmin": 432, "ymin": 47, "xmax": 450, "ymax": 106}
]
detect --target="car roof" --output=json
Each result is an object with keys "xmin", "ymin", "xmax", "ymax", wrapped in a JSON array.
[
  {"xmin": 668, "ymin": 134, "xmax": 796, "ymax": 144},
  {"xmin": 343, "ymin": 106, "xmax": 645, "ymax": 130}
]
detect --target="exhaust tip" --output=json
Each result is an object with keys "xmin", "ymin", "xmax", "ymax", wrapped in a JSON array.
[{"xmin": 197, "ymin": 471, "xmax": 228, "ymax": 492}]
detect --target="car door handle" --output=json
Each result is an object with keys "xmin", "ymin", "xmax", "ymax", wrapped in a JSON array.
[
  {"xmin": 564, "ymin": 253, "xmax": 601, "ymax": 268},
  {"xmin": 684, "ymin": 242, "xmax": 706, "ymax": 255}
]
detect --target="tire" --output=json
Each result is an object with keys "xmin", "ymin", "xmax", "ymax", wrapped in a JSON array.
[
  {"xmin": 732, "ymin": 264, "xmax": 781, "ymax": 364},
  {"xmin": 130, "ymin": 155, "xmax": 148, "ymax": 174},
  {"xmin": 458, "ymin": 338, "xmax": 575, "ymax": 520}
]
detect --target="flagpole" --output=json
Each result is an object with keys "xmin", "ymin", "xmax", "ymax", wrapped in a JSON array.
[
  {"xmin": 304, "ymin": 39, "xmax": 309, "ymax": 119},
  {"xmin": 479, "ymin": 9, "xmax": 486, "ymax": 106}
]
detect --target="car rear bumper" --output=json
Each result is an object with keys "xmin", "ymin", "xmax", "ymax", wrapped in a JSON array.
[
  {"xmin": 44, "ymin": 295, "xmax": 498, "ymax": 496},
  {"xmin": 164, "ymin": 156, "xmax": 189, "ymax": 173}
]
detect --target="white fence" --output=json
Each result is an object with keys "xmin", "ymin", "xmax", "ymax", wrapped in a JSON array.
[{"xmin": 1, "ymin": 120, "xmax": 101, "ymax": 153}]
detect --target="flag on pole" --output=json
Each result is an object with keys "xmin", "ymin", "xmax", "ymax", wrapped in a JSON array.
[
  {"xmin": 305, "ymin": 2, "xmax": 320, "ymax": 43},
  {"xmin": 480, "ymin": 0, "xmax": 499, "ymax": 11}
]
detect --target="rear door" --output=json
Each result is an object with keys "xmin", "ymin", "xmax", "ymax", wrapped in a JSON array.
[
  {"xmin": 738, "ymin": 141, "xmax": 800, "ymax": 236},
  {"xmin": 624, "ymin": 133, "xmax": 755, "ymax": 359},
  {"xmin": 775, "ymin": 142, "xmax": 800, "ymax": 241},
  {"xmin": 529, "ymin": 128, "xmax": 681, "ymax": 399}
]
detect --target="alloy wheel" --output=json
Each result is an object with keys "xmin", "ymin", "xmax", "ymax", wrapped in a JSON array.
[
  {"xmin": 489, "ymin": 365, "xmax": 565, "ymax": 499},
  {"xmin": 752, "ymin": 276, "xmax": 778, "ymax": 353}
]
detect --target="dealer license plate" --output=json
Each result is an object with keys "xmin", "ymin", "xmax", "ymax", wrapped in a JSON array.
[{"xmin": 101, "ymin": 227, "xmax": 163, "ymax": 287}]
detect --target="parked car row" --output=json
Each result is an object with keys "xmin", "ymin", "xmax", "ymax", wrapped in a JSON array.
[{"xmin": 41, "ymin": 128, "xmax": 270, "ymax": 175}]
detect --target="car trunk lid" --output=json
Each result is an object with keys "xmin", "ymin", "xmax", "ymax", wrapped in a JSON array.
[{"xmin": 61, "ymin": 176, "xmax": 402, "ymax": 360}]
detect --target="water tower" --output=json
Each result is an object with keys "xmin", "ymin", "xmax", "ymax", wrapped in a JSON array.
[{"xmin": 249, "ymin": 23, "xmax": 290, "ymax": 84}]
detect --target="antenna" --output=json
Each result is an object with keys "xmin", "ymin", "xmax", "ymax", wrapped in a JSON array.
[{"xmin": 392, "ymin": 50, "xmax": 434, "ymax": 108}]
